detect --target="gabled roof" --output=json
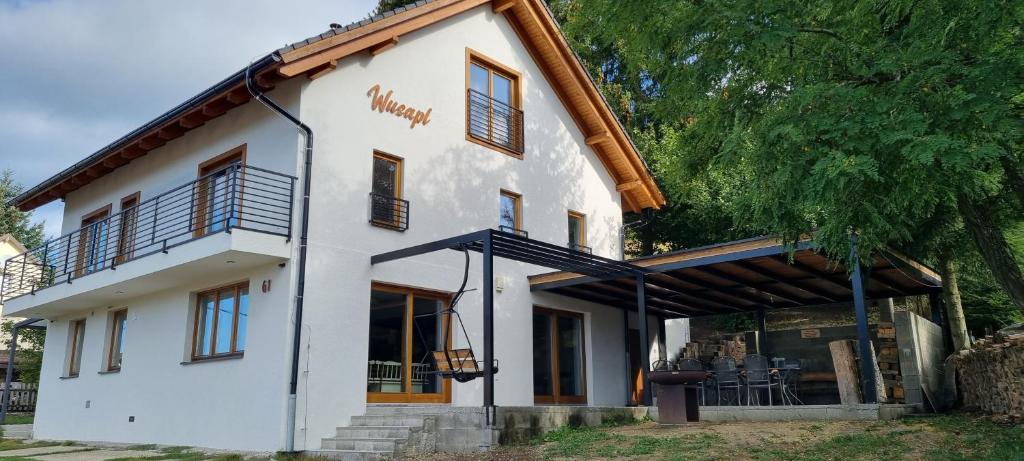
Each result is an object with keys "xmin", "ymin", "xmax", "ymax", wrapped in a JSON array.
[{"xmin": 12, "ymin": 0, "xmax": 664, "ymax": 213}]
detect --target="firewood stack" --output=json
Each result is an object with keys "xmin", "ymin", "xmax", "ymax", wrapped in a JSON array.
[
  {"xmin": 681, "ymin": 335, "xmax": 746, "ymax": 363},
  {"xmin": 876, "ymin": 321, "xmax": 905, "ymax": 403},
  {"xmin": 952, "ymin": 333, "xmax": 1024, "ymax": 416}
]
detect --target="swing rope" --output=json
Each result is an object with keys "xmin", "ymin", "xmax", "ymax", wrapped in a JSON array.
[{"xmin": 411, "ymin": 244, "xmax": 495, "ymax": 383}]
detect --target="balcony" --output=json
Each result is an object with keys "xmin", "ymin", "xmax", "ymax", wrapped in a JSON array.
[
  {"xmin": 368, "ymin": 192, "xmax": 409, "ymax": 231},
  {"xmin": 467, "ymin": 89, "xmax": 524, "ymax": 155},
  {"xmin": 1, "ymin": 165, "xmax": 295, "ymax": 317},
  {"xmin": 497, "ymin": 225, "xmax": 528, "ymax": 238},
  {"xmin": 568, "ymin": 242, "xmax": 592, "ymax": 254}
]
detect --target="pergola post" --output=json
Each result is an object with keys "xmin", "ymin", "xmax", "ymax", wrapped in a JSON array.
[
  {"xmin": 0, "ymin": 326, "xmax": 19, "ymax": 424},
  {"xmin": 622, "ymin": 309, "xmax": 632, "ymax": 406},
  {"xmin": 755, "ymin": 309, "xmax": 769, "ymax": 355},
  {"xmin": 849, "ymin": 236, "xmax": 878, "ymax": 404},
  {"xmin": 482, "ymin": 233, "xmax": 495, "ymax": 424},
  {"xmin": 635, "ymin": 272, "xmax": 652, "ymax": 406}
]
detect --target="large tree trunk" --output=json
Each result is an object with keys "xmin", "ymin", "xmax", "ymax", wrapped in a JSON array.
[
  {"xmin": 957, "ymin": 194, "xmax": 1024, "ymax": 312},
  {"xmin": 1000, "ymin": 155, "xmax": 1024, "ymax": 210},
  {"xmin": 937, "ymin": 251, "xmax": 971, "ymax": 351}
]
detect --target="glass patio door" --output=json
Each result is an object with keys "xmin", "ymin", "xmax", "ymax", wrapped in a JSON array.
[
  {"xmin": 367, "ymin": 285, "xmax": 451, "ymax": 403},
  {"xmin": 533, "ymin": 307, "xmax": 587, "ymax": 404}
]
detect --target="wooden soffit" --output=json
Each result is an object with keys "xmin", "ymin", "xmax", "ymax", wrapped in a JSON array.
[
  {"xmin": 14, "ymin": 64, "xmax": 287, "ymax": 211},
  {"xmin": 276, "ymin": 0, "xmax": 665, "ymax": 213}
]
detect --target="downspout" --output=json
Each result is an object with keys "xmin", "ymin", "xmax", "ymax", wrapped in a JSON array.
[{"xmin": 246, "ymin": 57, "xmax": 312, "ymax": 453}]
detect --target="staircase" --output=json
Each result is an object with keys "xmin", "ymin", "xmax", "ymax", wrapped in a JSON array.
[{"xmin": 309, "ymin": 405, "xmax": 498, "ymax": 460}]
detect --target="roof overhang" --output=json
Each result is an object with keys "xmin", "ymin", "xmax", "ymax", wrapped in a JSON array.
[
  {"xmin": 13, "ymin": 0, "xmax": 664, "ymax": 214},
  {"xmin": 275, "ymin": 0, "xmax": 665, "ymax": 212},
  {"xmin": 10, "ymin": 56, "xmax": 287, "ymax": 211},
  {"xmin": 530, "ymin": 236, "xmax": 942, "ymax": 318}
]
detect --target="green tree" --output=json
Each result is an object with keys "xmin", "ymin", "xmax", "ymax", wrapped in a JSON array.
[
  {"xmin": 0, "ymin": 321, "xmax": 45, "ymax": 384},
  {"xmin": 372, "ymin": 0, "xmax": 419, "ymax": 15},
  {"xmin": 0, "ymin": 170, "xmax": 45, "ymax": 250},
  {"xmin": 552, "ymin": 0, "xmax": 1024, "ymax": 312}
]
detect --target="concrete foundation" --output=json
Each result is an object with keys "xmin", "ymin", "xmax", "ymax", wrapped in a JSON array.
[
  {"xmin": 697, "ymin": 404, "xmax": 918, "ymax": 422},
  {"xmin": 495, "ymin": 406, "xmax": 652, "ymax": 444}
]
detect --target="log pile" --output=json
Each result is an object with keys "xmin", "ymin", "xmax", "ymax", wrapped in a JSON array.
[
  {"xmin": 952, "ymin": 333, "xmax": 1024, "ymax": 416},
  {"xmin": 681, "ymin": 335, "xmax": 746, "ymax": 363},
  {"xmin": 876, "ymin": 321, "xmax": 905, "ymax": 403}
]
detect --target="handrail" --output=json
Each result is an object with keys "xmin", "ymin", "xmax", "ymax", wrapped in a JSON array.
[
  {"xmin": 467, "ymin": 89, "xmax": 524, "ymax": 154},
  {"xmin": 1, "ymin": 165, "xmax": 296, "ymax": 302},
  {"xmin": 368, "ymin": 192, "xmax": 410, "ymax": 232}
]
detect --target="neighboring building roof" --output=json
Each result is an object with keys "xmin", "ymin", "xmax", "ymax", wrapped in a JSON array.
[
  {"xmin": 0, "ymin": 235, "xmax": 27, "ymax": 255},
  {"xmin": 12, "ymin": 0, "xmax": 665, "ymax": 213}
]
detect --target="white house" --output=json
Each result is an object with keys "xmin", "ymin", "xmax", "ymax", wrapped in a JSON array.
[{"xmin": 1, "ymin": 0, "xmax": 677, "ymax": 455}]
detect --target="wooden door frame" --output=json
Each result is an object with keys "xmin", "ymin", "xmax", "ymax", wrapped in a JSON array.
[
  {"xmin": 367, "ymin": 282, "xmax": 452, "ymax": 404},
  {"xmin": 194, "ymin": 145, "xmax": 246, "ymax": 237},
  {"xmin": 115, "ymin": 192, "xmax": 141, "ymax": 264},
  {"xmin": 533, "ymin": 306, "xmax": 588, "ymax": 405},
  {"xmin": 75, "ymin": 204, "xmax": 112, "ymax": 277}
]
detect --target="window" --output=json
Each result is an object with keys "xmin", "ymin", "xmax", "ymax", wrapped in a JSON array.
[
  {"xmin": 498, "ymin": 190, "xmax": 523, "ymax": 235},
  {"xmin": 369, "ymin": 151, "xmax": 407, "ymax": 230},
  {"xmin": 66, "ymin": 319, "xmax": 86, "ymax": 377},
  {"xmin": 195, "ymin": 146, "xmax": 246, "ymax": 237},
  {"xmin": 107, "ymin": 309, "xmax": 128, "ymax": 371},
  {"xmin": 76, "ymin": 205, "xmax": 112, "ymax": 276},
  {"xmin": 367, "ymin": 284, "xmax": 452, "ymax": 403},
  {"xmin": 116, "ymin": 192, "xmax": 140, "ymax": 264},
  {"xmin": 192, "ymin": 282, "xmax": 249, "ymax": 360},
  {"xmin": 533, "ymin": 307, "xmax": 586, "ymax": 404},
  {"xmin": 466, "ymin": 49, "xmax": 523, "ymax": 157},
  {"xmin": 567, "ymin": 211, "xmax": 588, "ymax": 252}
]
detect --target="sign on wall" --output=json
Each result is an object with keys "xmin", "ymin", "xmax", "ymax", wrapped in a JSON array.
[{"xmin": 366, "ymin": 84, "xmax": 433, "ymax": 129}]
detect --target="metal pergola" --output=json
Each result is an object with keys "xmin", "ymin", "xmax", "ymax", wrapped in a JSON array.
[
  {"xmin": 0, "ymin": 318, "xmax": 45, "ymax": 423},
  {"xmin": 370, "ymin": 229, "xmax": 656, "ymax": 420}
]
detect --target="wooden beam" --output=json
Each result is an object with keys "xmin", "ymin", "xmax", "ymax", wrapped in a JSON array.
[
  {"xmin": 729, "ymin": 260, "xmax": 839, "ymax": 302},
  {"xmin": 308, "ymin": 60, "xmax": 338, "ymax": 80},
  {"xmin": 492, "ymin": 0, "xmax": 519, "ymax": 14},
  {"xmin": 369, "ymin": 36, "xmax": 399, "ymax": 56},
  {"xmin": 180, "ymin": 110, "xmax": 209, "ymax": 129},
  {"xmin": 616, "ymin": 179, "xmax": 642, "ymax": 192},
  {"xmin": 120, "ymin": 144, "xmax": 146, "ymax": 159},
  {"xmin": 138, "ymin": 136, "xmax": 164, "ymax": 150},
  {"xmin": 156, "ymin": 124, "xmax": 185, "ymax": 141},
  {"xmin": 585, "ymin": 131, "xmax": 611, "ymax": 146},
  {"xmin": 226, "ymin": 89, "xmax": 250, "ymax": 104},
  {"xmin": 691, "ymin": 265, "xmax": 806, "ymax": 305}
]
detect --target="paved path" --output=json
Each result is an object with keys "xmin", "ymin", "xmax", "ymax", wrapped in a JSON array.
[
  {"xmin": 0, "ymin": 445, "xmax": 95, "ymax": 457},
  {"xmin": 33, "ymin": 448, "xmax": 165, "ymax": 460}
]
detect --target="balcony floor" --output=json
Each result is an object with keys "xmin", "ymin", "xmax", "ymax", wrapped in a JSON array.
[{"xmin": 3, "ymin": 230, "xmax": 290, "ymax": 318}]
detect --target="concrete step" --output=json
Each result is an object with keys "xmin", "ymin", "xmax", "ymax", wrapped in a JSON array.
[
  {"xmin": 350, "ymin": 415, "xmax": 427, "ymax": 427},
  {"xmin": 321, "ymin": 437, "xmax": 404, "ymax": 451},
  {"xmin": 365, "ymin": 405, "xmax": 458, "ymax": 416},
  {"xmin": 305, "ymin": 449, "xmax": 391, "ymax": 461},
  {"xmin": 336, "ymin": 426, "xmax": 414, "ymax": 439}
]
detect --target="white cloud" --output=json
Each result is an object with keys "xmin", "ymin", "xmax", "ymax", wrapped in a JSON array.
[{"xmin": 0, "ymin": 0, "xmax": 378, "ymax": 239}]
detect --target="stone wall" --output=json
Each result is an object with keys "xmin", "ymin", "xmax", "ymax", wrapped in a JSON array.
[{"xmin": 952, "ymin": 334, "xmax": 1024, "ymax": 416}]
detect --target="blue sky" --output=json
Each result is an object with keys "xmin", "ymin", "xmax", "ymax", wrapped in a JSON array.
[{"xmin": 1, "ymin": 0, "xmax": 377, "ymax": 238}]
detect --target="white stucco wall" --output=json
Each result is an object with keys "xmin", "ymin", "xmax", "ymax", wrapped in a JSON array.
[
  {"xmin": 30, "ymin": 81, "xmax": 304, "ymax": 450},
  {"xmin": 293, "ymin": 6, "xmax": 630, "ymax": 450}
]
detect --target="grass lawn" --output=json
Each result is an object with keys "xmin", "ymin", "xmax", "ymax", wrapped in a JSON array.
[
  {"xmin": 0, "ymin": 415, "xmax": 33, "ymax": 426},
  {"xmin": 399, "ymin": 414, "xmax": 1024, "ymax": 461}
]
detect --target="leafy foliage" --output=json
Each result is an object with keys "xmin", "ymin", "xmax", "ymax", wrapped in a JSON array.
[
  {"xmin": 0, "ymin": 170, "xmax": 44, "ymax": 250},
  {"xmin": 0, "ymin": 320, "xmax": 45, "ymax": 384}
]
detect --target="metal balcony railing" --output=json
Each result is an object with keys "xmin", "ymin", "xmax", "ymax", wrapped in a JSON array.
[
  {"xmin": 0, "ymin": 164, "xmax": 296, "ymax": 303},
  {"xmin": 569, "ymin": 242, "xmax": 593, "ymax": 254},
  {"xmin": 467, "ymin": 89, "xmax": 524, "ymax": 154},
  {"xmin": 497, "ymin": 225, "xmax": 528, "ymax": 238},
  {"xmin": 368, "ymin": 193, "xmax": 409, "ymax": 231}
]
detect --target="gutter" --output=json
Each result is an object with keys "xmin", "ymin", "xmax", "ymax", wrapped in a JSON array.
[
  {"xmin": 245, "ymin": 56, "xmax": 313, "ymax": 453},
  {"xmin": 10, "ymin": 54, "xmax": 279, "ymax": 209}
]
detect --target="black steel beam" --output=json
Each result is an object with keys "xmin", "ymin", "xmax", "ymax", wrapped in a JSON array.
[
  {"xmin": 636, "ymin": 273, "xmax": 652, "ymax": 406},
  {"xmin": 370, "ymin": 230, "xmax": 489, "ymax": 264},
  {"xmin": 850, "ymin": 237, "xmax": 877, "ymax": 404}
]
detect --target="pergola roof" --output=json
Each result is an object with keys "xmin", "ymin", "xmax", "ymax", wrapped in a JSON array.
[{"xmin": 529, "ymin": 236, "xmax": 942, "ymax": 318}]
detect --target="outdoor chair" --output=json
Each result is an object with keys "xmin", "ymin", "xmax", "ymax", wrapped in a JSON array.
[
  {"xmin": 712, "ymin": 356, "xmax": 743, "ymax": 406},
  {"xmin": 743, "ymin": 354, "xmax": 780, "ymax": 406},
  {"xmin": 678, "ymin": 357, "xmax": 707, "ymax": 406}
]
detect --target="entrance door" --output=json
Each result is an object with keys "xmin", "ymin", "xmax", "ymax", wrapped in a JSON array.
[
  {"xmin": 367, "ymin": 285, "xmax": 451, "ymax": 403},
  {"xmin": 533, "ymin": 307, "xmax": 586, "ymax": 404},
  {"xmin": 627, "ymin": 329, "xmax": 645, "ymax": 406}
]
